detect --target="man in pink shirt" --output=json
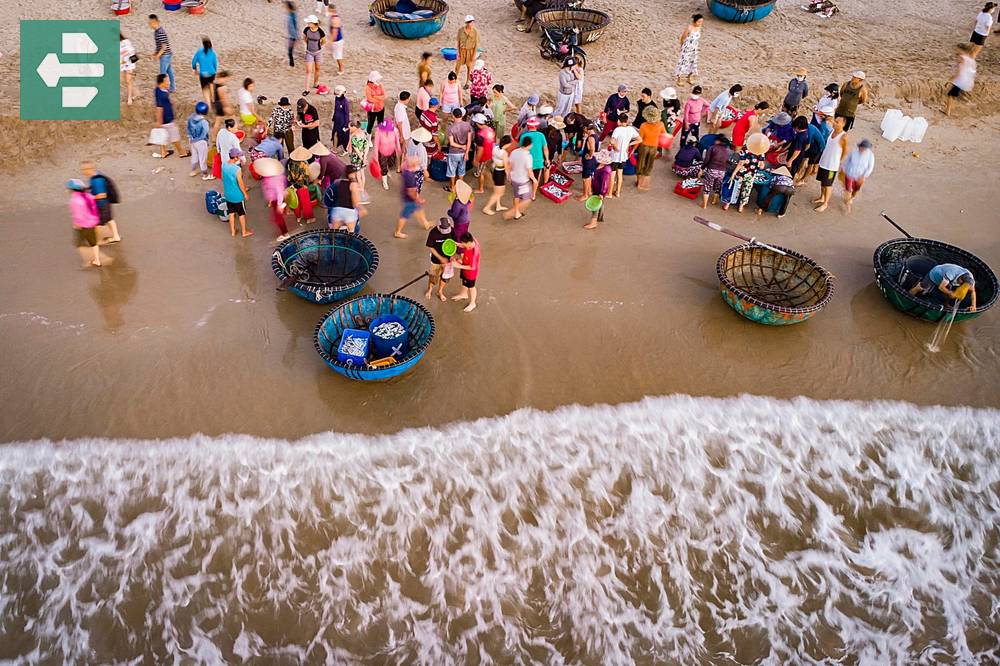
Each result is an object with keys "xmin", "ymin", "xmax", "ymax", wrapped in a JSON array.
[
  {"xmin": 67, "ymin": 179, "xmax": 106, "ymax": 268},
  {"xmin": 681, "ymin": 85, "xmax": 710, "ymax": 145}
]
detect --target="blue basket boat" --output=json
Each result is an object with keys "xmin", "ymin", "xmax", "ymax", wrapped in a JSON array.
[
  {"xmin": 272, "ymin": 230, "xmax": 379, "ymax": 304},
  {"xmin": 370, "ymin": 0, "xmax": 449, "ymax": 39},
  {"xmin": 706, "ymin": 0, "xmax": 777, "ymax": 24},
  {"xmin": 314, "ymin": 294, "xmax": 436, "ymax": 380},
  {"xmin": 717, "ymin": 244, "xmax": 834, "ymax": 325}
]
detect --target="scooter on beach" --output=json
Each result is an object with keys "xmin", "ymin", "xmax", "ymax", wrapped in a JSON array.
[{"xmin": 539, "ymin": 25, "xmax": 587, "ymax": 68}]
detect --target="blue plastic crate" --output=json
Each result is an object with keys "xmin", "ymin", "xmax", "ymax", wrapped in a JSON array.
[{"xmin": 337, "ymin": 329, "xmax": 371, "ymax": 366}]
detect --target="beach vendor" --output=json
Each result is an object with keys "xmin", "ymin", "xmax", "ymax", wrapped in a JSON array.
[
  {"xmin": 672, "ymin": 137, "xmax": 702, "ymax": 178},
  {"xmin": 909, "ymin": 264, "xmax": 978, "ymax": 312},
  {"xmin": 757, "ymin": 165, "xmax": 796, "ymax": 219}
]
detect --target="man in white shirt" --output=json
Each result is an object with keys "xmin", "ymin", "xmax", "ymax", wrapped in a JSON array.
[
  {"xmin": 503, "ymin": 138, "xmax": 538, "ymax": 221},
  {"xmin": 608, "ymin": 112, "xmax": 640, "ymax": 197},
  {"xmin": 394, "ymin": 91, "xmax": 413, "ymax": 145}
]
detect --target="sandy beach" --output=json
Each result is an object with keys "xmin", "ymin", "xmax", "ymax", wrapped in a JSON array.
[{"xmin": 1, "ymin": 1, "xmax": 1000, "ymax": 662}]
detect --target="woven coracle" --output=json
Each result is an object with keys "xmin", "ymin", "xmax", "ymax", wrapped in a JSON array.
[
  {"xmin": 314, "ymin": 294, "xmax": 436, "ymax": 380},
  {"xmin": 716, "ymin": 243, "xmax": 834, "ymax": 325},
  {"xmin": 534, "ymin": 8, "xmax": 612, "ymax": 43},
  {"xmin": 272, "ymin": 230, "xmax": 379, "ymax": 304},
  {"xmin": 873, "ymin": 237, "xmax": 997, "ymax": 323},
  {"xmin": 369, "ymin": 0, "xmax": 449, "ymax": 39}
]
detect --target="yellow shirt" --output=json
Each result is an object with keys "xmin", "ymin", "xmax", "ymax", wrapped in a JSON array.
[
  {"xmin": 457, "ymin": 26, "xmax": 479, "ymax": 51},
  {"xmin": 418, "ymin": 62, "xmax": 431, "ymax": 86}
]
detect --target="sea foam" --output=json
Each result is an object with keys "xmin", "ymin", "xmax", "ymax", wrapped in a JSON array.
[{"xmin": 1, "ymin": 395, "xmax": 998, "ymax": 664}]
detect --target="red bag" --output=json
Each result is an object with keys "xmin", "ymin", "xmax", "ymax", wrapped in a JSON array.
[
  {"xmin": 673, "ymin": 181, "xmax": 702, "ymax": 200},
  {"xmin": 211, "ymin": 153, "xmax": 222, "ymax": 179},
  {"xmin": 295, "ymin": 186, "xmax": 314, "ymax": 219},
  {"xmin": 369, "ymin": 159, "xmax": 382, "ymax": 179}
]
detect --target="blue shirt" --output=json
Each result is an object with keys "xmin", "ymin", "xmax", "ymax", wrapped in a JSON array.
[
  {"xmin": 520, "ymin": 130, "xmax": 546, "ymax": 169},
  {"xmin": 805, "ymin": 123, "xmax": 827, "ymax": 154},
  {"xmin": 89, "ymin": 174, "xmax": 109, "ymax": 208},
  {"xmin": 191, "ymin": 48, "xmax": 218, "ymax": 76},
  {"xmin": 928, "ymin": 264, "xmax": 973, "ymax": 288},
  {"xmin": 186, "ymin": 113, "xmax": 209, "ymax": 142},
  {"xmin": 256, "ymin": 136, "xmax": 285, "ymax": 161},
  {"xmin": 222, "ymin": 162, "xmax": 244, "ymax": 202},
  {"xmin": 155, "ymin": 87, "xmax": 174, "ymax": 124},
  {"xmin": 287, "ymin": 12, "xmax": 298, "ymax": 40}
]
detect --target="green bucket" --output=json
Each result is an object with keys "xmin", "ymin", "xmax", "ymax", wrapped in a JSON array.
[
  {"xmin": 585, "ymin": 195, "xmax": 603, "ymax": 212},
  {"xmin": 441, "ymin": 239, "xmax": 458, "ymax": 257}
]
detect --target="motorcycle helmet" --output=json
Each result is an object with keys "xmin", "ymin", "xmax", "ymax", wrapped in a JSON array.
[{"xmin": 195, "ymin": 101, "xmax": 209, "ymax": 115}]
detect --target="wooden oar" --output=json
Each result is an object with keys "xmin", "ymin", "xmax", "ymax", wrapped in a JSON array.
[
  {"xmin": 389, "ymin": 272, "xmax": 430, "ymax": 296},
  {"xmin": 692, "ymin": 216, "xmax": 789, "ymax": 256},
  {"xmin": 880, "ymin": 211, "xmax": 914, "ymax": 239}
]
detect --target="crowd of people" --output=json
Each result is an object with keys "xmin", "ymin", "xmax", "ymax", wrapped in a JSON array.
[{"xmin": 69, "ymin": 1, "xmax": 995, "ymax": 314}]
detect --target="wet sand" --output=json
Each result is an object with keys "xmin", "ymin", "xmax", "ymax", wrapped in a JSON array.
[{"xmin": 2, "ymin": 114, "xmax": 998, "ymax": 442}]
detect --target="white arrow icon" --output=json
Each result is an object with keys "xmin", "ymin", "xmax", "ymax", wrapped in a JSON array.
[{"xmin": 36, "ymin": 53, "xmax": 104, "ymax": 88}]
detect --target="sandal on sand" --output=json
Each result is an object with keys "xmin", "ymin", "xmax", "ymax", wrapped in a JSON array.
[{"xmin": 178, "ymin": 152, "xmax": 191, "ymax": 158}]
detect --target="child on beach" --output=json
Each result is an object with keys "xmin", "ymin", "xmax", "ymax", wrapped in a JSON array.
[
  {"xmin": 451, "ymin": 232, "xmax": 480, "ymax": 313},
  {"xmin": 583, "ymin": 150, "xmax": 613, "ymax": 230}
]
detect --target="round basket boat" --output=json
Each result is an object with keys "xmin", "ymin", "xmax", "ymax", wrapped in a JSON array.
[
  {"xmin": 706, "ymin": 0, "xmax": 777, "ymax": 24},
  {"xmin": 534, "ymin": 8, "xmax": 612, "ymax": 44},
  {"xmin": 369, "ymin": 0, "xmax": 449, "ymax": 39},
  {"xmin": 315, "ymin": 294, "xmax": 436, "ymax": 380},
  {"xmin": 272, "ymin": 230, "xmax": 379, "ymax": 304},
  {"xmin": 873, "ymin": 238, "xmax": 997, "ymax": 323},
  {"xmin": 717, "ymin": 244, "xmax": 834, "ymax": 325}
]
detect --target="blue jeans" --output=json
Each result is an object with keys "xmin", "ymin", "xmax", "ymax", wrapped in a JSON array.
[{"xmin": 159, "ymin": 53, "xmax": 175, "ymax": 92}]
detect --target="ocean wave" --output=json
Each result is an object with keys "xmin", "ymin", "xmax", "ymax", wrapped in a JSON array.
[{"xmin": 1, "ymin": 395, "xmax": 998, "ymax": 664}]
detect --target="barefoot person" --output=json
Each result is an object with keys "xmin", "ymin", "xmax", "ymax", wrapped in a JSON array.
[
  {"xmin": 455, "ymin": 15, "xmax": 480, "ymax": 87},
  {"xmin": 222, "ymin": 148, "xmax": 253, "ymax": 238},
  {"xmin": 482, "ymin": 134, "xmax": 511, "ymax": 215},
  {"xmin": 504, "ymin": 136, "xmax": 538, "ymax": 220},
  {"xmin": 396, "ymin": 154, "xmax": 428, "ymax": 238},
  {"xmin": 328, "ymin": 3, "xmax": 345, "ymax": 75},
  {"xmin": 67, "ymin": 179, "xmax": 106, "ymax": 268},
  {"xmin": 81, "ymin": 161, "xmax": 122, "ymax": 243},
  {"xmin": 675, "ymin": 14, "xmax": 703, "ymax": 85},
  {"xmin": 840, "ymin": 138, "xmax": 875, "ymax": 212},
  {"xmin": 813, "ymin": 116, "xmax": 848, "ymax": 213},
  {"xmin": 583, "ymin": 149, "xmax": 613, "ymax": 230},
  {"xmin": 451, "ymin": 231, "xmax": 481, "ymax": 312},
  {"xmin": 119, "ymin": 32, "xmax": 136, "ymax": 106},
  {"xmin": 425, "ymin": 217, "xmax": 454, "ymax": 301},
  {"xmin": 944, "ymin": 43, "xmax": 978, "ymax": 116},
  {"xmin": 970, "ymin": 3, "xmax": 996, "ymax": 57}
]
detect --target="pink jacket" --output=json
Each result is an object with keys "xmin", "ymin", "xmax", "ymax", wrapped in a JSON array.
[
  {"xmin": 261, "ymin": 174, "xmax": 288, "ymax": 205},
  {"xmin": 682, "ymin": 97, "xmax": 710, "ymax": 127},
  {"xmin": 69, "ymin": 191, "xmax": 99, "ymax": 228},
  {"xmin": 373, "ymin": 127, "xmax": 400, "ymax": 157}
]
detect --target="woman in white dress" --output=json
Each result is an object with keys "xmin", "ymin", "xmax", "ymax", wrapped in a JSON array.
[
  {"xmin": 119, "ymin": 32, "xmax": 136, "ymax": 106},
  {"xmin": 675, "ymin": 14, "xmax": 704, "ymax": 85}
]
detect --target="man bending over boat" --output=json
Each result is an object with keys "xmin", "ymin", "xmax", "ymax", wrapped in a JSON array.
[{"xmin": 909, "ymin": 263, "xmax": 977, "ymax": 312}]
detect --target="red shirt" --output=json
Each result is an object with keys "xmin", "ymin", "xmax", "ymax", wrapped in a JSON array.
[
  {"xmin": 475, "ymin": 126, "xmax": 495, "ymax": 163},
  {"xmin": 732, "ymin": 109, "xmax": 756, "ymax": 147},
  {"xmin": 461, "ymin": 240, "xmax": 480, "ymax": 281}
]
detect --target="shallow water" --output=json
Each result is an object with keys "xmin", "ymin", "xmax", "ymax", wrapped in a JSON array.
[{"xmin": 2, "ymin": 395, "xmax": 998, "ymax": 663}]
